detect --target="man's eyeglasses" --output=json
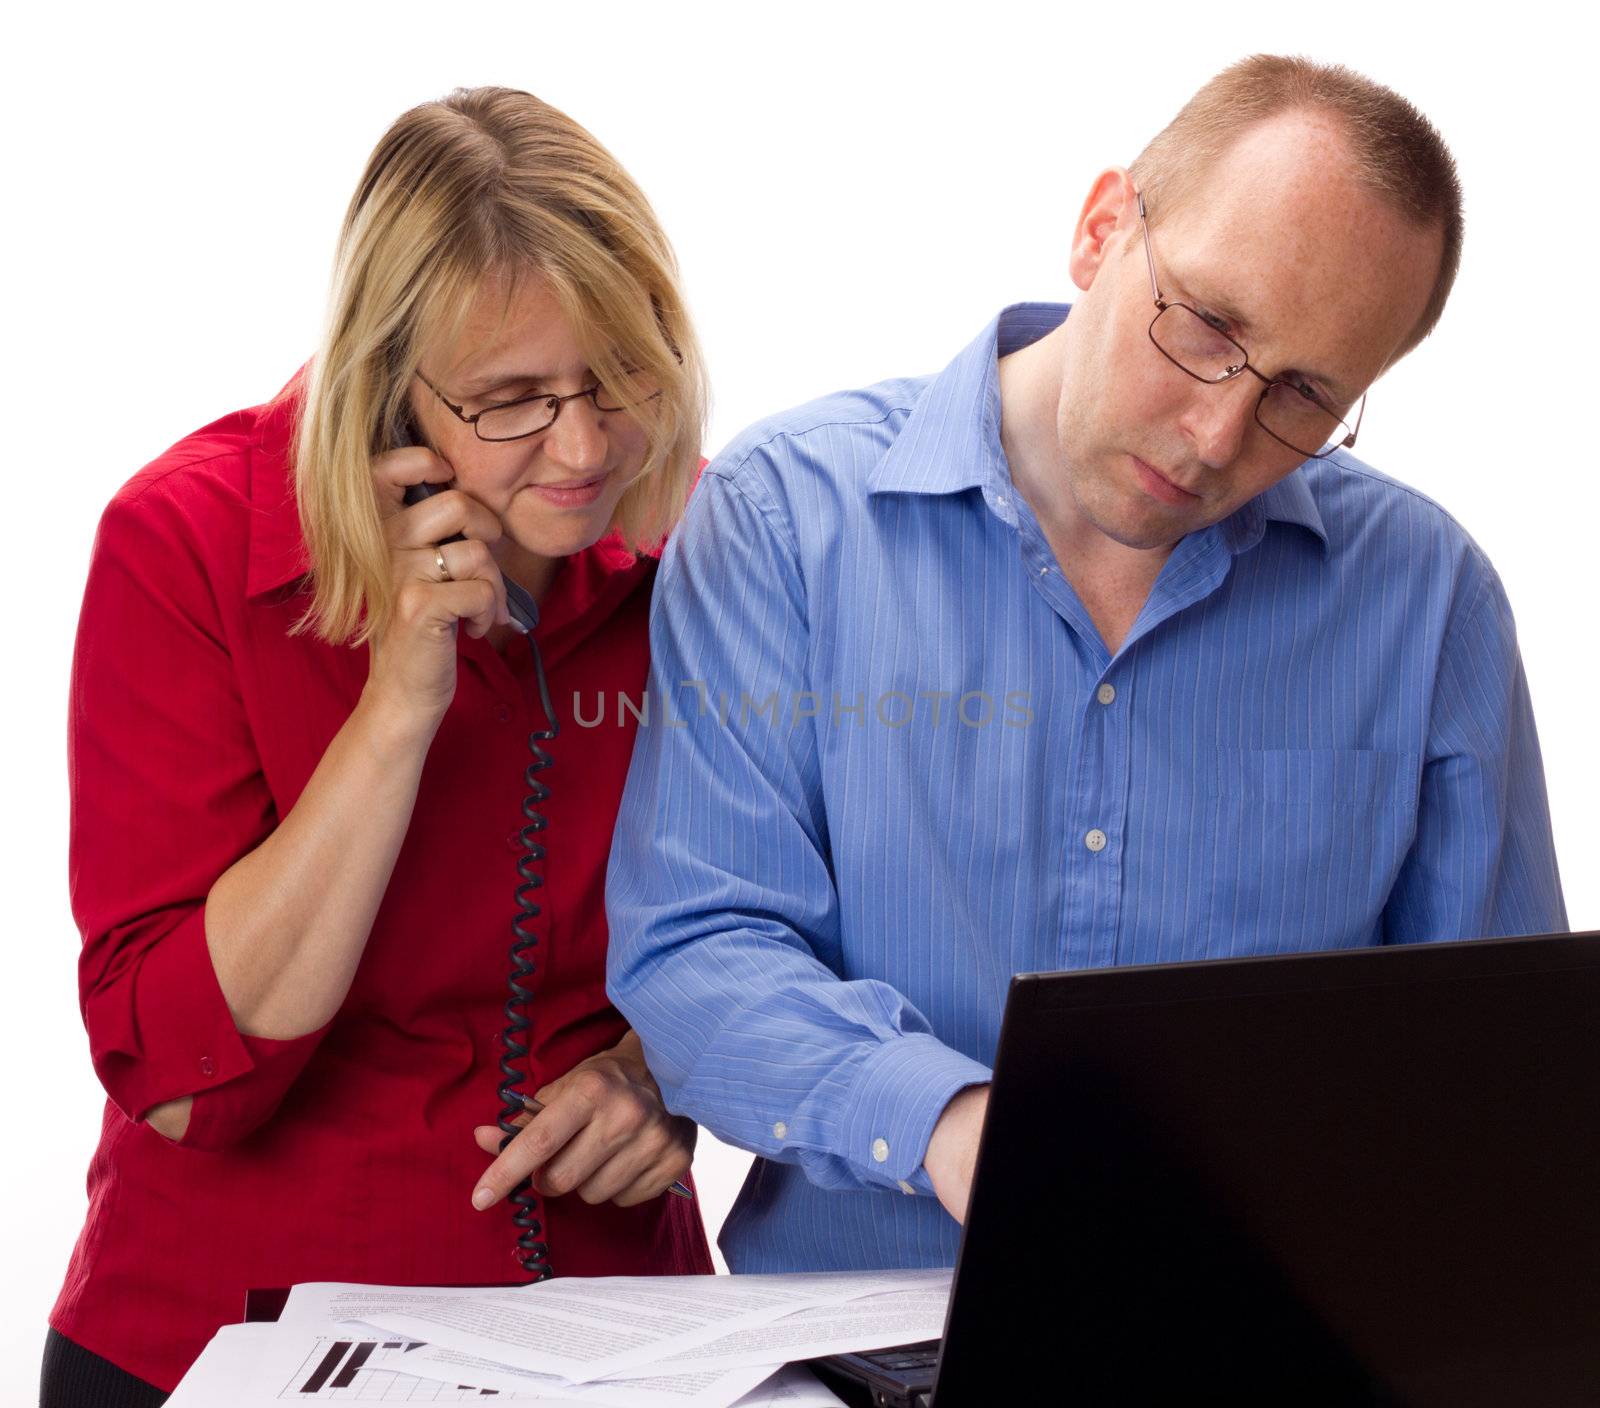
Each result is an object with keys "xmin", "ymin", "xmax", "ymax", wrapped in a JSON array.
[
  {"xmin": 1136, "ymin": 191, "xmax": 1365, "ymax": 461},
  {"xmin": 415, "ymin": 369, "xmax": 661, "ymax": 443}
]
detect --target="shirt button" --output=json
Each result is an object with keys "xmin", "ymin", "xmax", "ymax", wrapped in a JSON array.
[
  {"xmin": 871, "ymin": 1137, "xmax": 890, "ymax": 1163},
  {"xmin": 995, "ymin": 495, "xmax": 1008, "ymax": 508},
  {"xmin": 773, "ymin": 1121, "xmax": 788, "ymax": 1140},
  {"xmin": 492, "ymin": 703, "xmax": 513, "ymax": 724},
  {"xmin": 898, "ymin": 1180, "xmax": 916, "ymax": 1195},
  {"xmin": 199, "ymin": 1056, "xmax": 216, "ymax": 1078},
  {"xmin": 1038, "ymin": 566, "xmax": 1050, "ymax": 576},
  {"xmin": 1096, "ymin": 683, "xmax": 1116, "ymax": 706},
  {"xmin": 1085, "ymin": 828, "xmax": 1108, "ymax": 853}
]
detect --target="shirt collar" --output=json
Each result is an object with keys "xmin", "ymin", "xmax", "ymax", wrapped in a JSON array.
[
  {"xmin": 1219, "ymin": 467, "xmax": 1330, "ymax": 557},
  {"xmin": 867, "ymin": 301, "xmax": 1329, "ymax": 556},
  {"xmin": 867, "ymin": 304, "xmax": 1068, "ymax": 500}
]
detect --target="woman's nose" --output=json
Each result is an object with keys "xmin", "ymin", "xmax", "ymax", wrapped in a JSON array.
[{"xmin": 544, "ymin": 394, "xmax": 607, "ymax": 474}]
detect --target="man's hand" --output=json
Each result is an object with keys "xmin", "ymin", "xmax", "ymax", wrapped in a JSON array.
[
  {"xmin": 470, "ymin": 1030, "xmax": 696, "ymax": 1210},
  {"xmin": 923, "ymin": 1085, "xmax": 990, "ymax": 1224}
]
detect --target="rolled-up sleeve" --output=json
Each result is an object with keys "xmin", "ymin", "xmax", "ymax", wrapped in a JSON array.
[
  {"xmin": 71, "ymin": 476, "xmax": 327, "ymax": 1150},
  {"xmin": 606, "ymin": 463, "xmax": 988, "ymax": 1195}
]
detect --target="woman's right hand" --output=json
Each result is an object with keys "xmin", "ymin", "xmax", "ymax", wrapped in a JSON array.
[{"xmin": 364, "ymin": 444, "xmax": 513, "ymax": 744}]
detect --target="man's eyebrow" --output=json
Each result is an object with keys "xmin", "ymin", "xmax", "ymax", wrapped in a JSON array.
[{"xmin": 1175, "ymin": 277, "xmax": 1355, "ymax": 406}]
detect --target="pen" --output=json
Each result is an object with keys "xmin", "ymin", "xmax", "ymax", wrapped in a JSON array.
[{"xmin": 521, "ymin": 1097, "xmax": 694, "ymax": 1199}]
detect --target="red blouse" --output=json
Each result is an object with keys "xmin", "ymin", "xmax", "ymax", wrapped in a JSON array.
[{"xmin": 52, "ymin": 378, "xmax": 711, "ymax": 1391}]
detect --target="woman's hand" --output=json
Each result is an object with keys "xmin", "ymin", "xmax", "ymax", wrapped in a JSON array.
[
  {"xmin": 471, "ymin": 1030, "xmax": 696, "ymax": 1210},
  {"xmin": 364, "ymin": 444, "xmax": 514, "ymax": 744}
]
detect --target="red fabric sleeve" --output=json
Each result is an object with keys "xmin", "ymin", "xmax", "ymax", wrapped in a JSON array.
[{"xmin": 70, "ymin": 469, "xmax": 328, "ymax": 1149}]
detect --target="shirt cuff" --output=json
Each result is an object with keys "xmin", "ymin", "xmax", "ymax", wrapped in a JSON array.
[
  {"xmin": 86, "ymin": 903, "xmax": 332, "ymax": 1151},
  {"xmin": 180, "ymin": 1024, "xmax": 331, "ymax": 1152},
  {"xmin": 88, "ymin": 904, "xmax": 258, "ymax": 1123},
  {"xmin": 838, "ymin": 1033, "xmax": 992, "ymax": 1194}
]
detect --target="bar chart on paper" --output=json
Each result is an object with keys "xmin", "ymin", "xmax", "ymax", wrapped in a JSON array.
[{"xmin": 286, "ymin": 1335, "xmax": 512, "ymax": 1399}]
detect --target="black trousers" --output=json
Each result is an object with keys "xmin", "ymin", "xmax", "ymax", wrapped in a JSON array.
[{"xmin": 39, "ymin": 1329, "xmax": 168, "ymax": 1408}]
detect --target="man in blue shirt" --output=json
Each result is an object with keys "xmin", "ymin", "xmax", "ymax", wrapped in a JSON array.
[{"xmin": 600, "ymin": 57, "xmax": 1567, "ymax": 1272}]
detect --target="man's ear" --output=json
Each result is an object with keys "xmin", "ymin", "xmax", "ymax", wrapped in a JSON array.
[{"xmin": 1069, "ymin": 167, "xmax": 1138, "ymax": 292}]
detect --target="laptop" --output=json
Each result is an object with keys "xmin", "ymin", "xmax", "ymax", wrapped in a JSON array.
[{"xmin": 811, "ymin": 931, "xmax": 1600, "ymax": 1407}]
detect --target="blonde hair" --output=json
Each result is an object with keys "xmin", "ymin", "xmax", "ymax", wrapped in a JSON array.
[
  {"xmin": 291, "ymin": 86, "xmax": 707, "ymax": 644},
  {"xmin": 1129, "ymin": 55, "xmax": 1463, "ymax": 362}
]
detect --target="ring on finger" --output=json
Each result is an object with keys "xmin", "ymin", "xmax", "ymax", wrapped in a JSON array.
[{"xmin": 434, "ymin": 545, "xmax": 453, "ymax": 582}]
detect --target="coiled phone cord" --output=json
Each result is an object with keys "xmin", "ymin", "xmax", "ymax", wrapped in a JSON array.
[
  {"xmin": 497, "ymin": 633, "xmax": 561, "ymax": 1281},
  {"xmin": 396, "ymin": 462, "xmax": 559, "ymax": 1278}
]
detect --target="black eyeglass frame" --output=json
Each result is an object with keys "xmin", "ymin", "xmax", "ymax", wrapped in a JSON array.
[
  {"xmin": 1135, "ymin": 190, "xmax": 1366, "ymax": 461},
  {"xmin": 413, "ymin": 369, "xmax": 661, "ymax": 444}
]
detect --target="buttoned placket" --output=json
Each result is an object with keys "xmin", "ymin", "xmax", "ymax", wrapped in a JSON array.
[
  {"xmin": 460, "ymin": 637, "xmax": 530, "ymax": 847},
  {"xmin": 999, "ymin": 498, "xmax": 1123, "ymax": 972},
  {"xmin": 1000, "ymin": 482, "xmax": 1244, "ymax": 973},
  {"xmin": 458, "ymin": 632, "xmax": 550, "ymax": 1079}
]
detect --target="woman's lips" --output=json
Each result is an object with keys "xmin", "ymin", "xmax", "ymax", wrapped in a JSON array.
[
  {"xmin": 1131, "ymin": 455, "xmax": 1199, "ymax": 506},
  {"xmin": 526, "ymin": 471, "xmax": 611, "ymax": 508}
]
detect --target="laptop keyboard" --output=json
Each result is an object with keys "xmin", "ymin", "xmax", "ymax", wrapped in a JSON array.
[{"xmin": 856, "ymin": 1340, "xmax": 940, "ymax": 1374}]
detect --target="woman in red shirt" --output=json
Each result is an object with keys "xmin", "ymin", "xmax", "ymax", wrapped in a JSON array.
[{"xmin": 46, "ymin": 87, "xmax": 711, "ymax": 1405}]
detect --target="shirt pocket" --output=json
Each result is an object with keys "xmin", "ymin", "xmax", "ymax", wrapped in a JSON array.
[{"xmin": 1199, "ymin": 748, "xmax": 1418, "ymax": 957}]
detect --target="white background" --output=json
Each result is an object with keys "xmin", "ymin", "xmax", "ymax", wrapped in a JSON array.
[{"xmin": 5, "ymin": 0, "xmax": 1596, "ymax": 1394}]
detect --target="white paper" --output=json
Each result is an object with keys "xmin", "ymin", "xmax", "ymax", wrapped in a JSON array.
[
  {"xmin": 166, "ymin": 1321, "xmax": 589, "ymax": 1403},
  {"xmin": 601, "ymin": 1287, "xmax": 950, "ymax": 1377},
  {"xmin": 285, "ymin": 1269, "xmax": 946, "ymax": 1383},
  {"xmin": 387, "ymin": 1331, "xmax": 778, "ymax": 1408},
  {"xmin": 727, "ymin": 1364, "xmax": 848, "ymax": 1407},
  {"xmin": 167, "ymin": 1323, "xmax": 846, "ymax": 1407}
]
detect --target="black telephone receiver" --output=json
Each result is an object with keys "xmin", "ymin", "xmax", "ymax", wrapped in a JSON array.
[{"xmin": 392, "ymin": 414, "xmax": 559, "ymax": 1281}]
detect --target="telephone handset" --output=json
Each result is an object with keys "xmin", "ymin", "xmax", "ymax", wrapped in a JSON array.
[{"xmin": 391, "ymin": 413, "xmax": 559, "ymax": 1281}]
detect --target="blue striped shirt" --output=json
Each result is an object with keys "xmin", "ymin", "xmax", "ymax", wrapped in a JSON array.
[{"xmin": 606, "ymin": 303, "xmax": 1567, "ymax": 1274}]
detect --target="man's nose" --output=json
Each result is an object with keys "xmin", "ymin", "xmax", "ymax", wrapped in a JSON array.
[
  {"xmin": 545, "ymin": 395, "xmax": 608, "ymax": 474},
  {"xmin": 1179, "ymin": 375, "xmax": 1258, "ymax": 470}
]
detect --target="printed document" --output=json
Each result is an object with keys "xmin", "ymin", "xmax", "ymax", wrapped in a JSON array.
[
  {"xmin": 284, "ymin": 1268, "xmax": 950, "ymax": 1383},
  {"xmin": 166, "ymin": 1323, "xmax": 847, "ymax": 1406}
]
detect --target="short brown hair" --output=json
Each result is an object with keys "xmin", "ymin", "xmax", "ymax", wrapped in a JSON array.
[
  {"xmin": 1128, "ymin": 55, "xmax": 1462, "ymax": 362},
  {"xmin": 294, "ymin": 86, "xmax": 706, "ymax": 645}
]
